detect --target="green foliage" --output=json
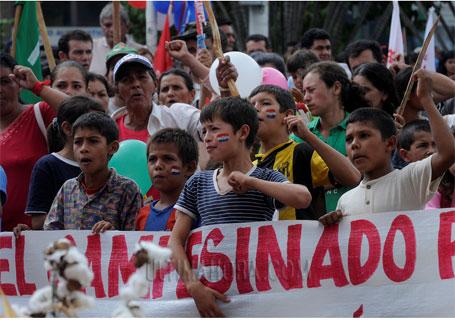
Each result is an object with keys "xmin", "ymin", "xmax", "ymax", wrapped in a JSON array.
[{"xmin": 123, "ymin": 1, "xmax": 146, "ymax": 44}]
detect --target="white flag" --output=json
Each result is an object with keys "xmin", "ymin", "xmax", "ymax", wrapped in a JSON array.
[
  {"xmin": 421, "ymin": 7, "xmax": 436, "ymax": 71},
  {"xmin": 387, "ymin": 1, "xmax": 405, "ymax": 67}
]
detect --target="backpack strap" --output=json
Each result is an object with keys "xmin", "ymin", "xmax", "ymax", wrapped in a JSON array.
[{"xmin": 33, "ymin": 102, "xmax": 48, "ymax": 143}]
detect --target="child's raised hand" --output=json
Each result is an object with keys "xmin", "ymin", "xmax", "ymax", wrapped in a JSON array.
[
  {"xmin": 216, "ymin": 55, "xmax": 238, "ymax": 91},
  {"xmin": 91, "ymin": 220, "xmax": 113, "ymax": 234},
  {"xmin": 285, "ymin": 115, "xmax": 310, "ymax": 139},
  {"xmin": 227, "ymin": 171, "xmax": 252, "ymax": 193},
  {"xmin": 318, "ymin": 210, "xmax": 346, "ymax": 227},
  {"xmin": 414, "ymin": 69, "xmax": 434, "ymax": 104},
  {"xmin": 13, "ymin": 223, "xmax": 31, "ymax": 239}
]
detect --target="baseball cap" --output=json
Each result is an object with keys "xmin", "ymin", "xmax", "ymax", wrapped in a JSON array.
[
  {"xmin": 105, "ymin": 42, "xmax": 138, "ymax": 69},
  {"xmin": 113, "ymin": 53, "xmax": 154, "ymax": 83}
]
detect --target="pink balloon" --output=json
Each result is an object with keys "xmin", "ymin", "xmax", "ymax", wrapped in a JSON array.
[{"xmin": 261, "ymin": 67, "xmax": 288, "ymax": 90}]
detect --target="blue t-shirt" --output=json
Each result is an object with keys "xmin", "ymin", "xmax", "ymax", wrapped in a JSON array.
[
  {"xmin": 175, "ymin": 166, "xmax": 288, "ymax": 226},
  {"xmin": 25, "ymin": 153, "xmax": 81, "ymax": 215},
  {"xmin": 144, "ymin": 200, "xmax": 175, "ymax": 231}
]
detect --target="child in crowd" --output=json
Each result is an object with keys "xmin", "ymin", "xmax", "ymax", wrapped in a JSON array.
[
  {"xmin": 13, "ymin": 96, "xmax": 105, "ymax": 236},
  {"xmin": 249, "ymin": 85, "xmax": 360, "ymax": 220},
  {"xmin": 43, "ymin": 112, "xmax": 142, "ymax": 232},
  {"xmin": 135, "ymin": 128, "xmax": 198, "ymax": 231},
  {"xmin": 319, "ymin": 70, "xmax": 454, "ymax": 225},
  {"xmin": 170, "ymin": 97, "xmax": 312, "ymax": 317}
]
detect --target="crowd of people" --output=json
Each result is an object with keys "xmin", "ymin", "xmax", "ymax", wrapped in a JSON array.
[{"xmin": 0, "ymin": 3, "xmax": 454, "ymax": 317}]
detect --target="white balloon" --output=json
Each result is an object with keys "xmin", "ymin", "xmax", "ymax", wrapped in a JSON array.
[{"xmin": 209, "ymin": 51, "xmax": 263, "ymax": 98}]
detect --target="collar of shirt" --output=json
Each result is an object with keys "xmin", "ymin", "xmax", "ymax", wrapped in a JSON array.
[
  {"xmin": 255, "ymin": 140, "xmax": 295, "ymax": 162},
  {"xmin": 76, "ymin": 168, "xmax": 118, "ymax": 195},
  {"xmin": 308, "ymin": 112, "xmax": 350, "ymax": 133}
]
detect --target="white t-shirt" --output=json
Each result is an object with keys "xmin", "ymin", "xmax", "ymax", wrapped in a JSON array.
[{"xmin": 337, "ymin": 155, "xmax": 442, "ymax": 215}]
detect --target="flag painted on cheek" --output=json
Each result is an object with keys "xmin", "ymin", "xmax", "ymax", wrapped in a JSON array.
[
  {"xmin": 171, "ymin": 168, "xmax": 181, "ymax": 176},
  {"xmin": 217, "ymin": 133, "xmax": 230, "ymax": 143},
  {"xmin": 266, "ymin": 109, "xmax": 277, "ymax": 119}
]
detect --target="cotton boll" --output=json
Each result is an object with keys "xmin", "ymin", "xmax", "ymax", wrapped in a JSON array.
[
  {"xmin": 27, "ymin": 286, "xmax": 53, "ymax": 315},
  {"xmin": 112, "ymin": 301, "xmax": 143, "ymax": 318},
  {"xmin": 137, "ymin": 241, "xmax": 171, "ymax": 274},
  {"xmin": 63, "ymin": 262, "xmax": 94, "ymax": 288},
  {"xmin": 65, "ymin": 290, "xmax": 95, "ymax": 311},
  {"xmin": 120, "ymin": 268, "xmax": 149, "ymax": 301}
]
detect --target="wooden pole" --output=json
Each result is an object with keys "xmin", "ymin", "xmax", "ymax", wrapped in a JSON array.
[
  {"xmin": 36, "ymin": 1, "xmax": 56, "ymax": 71},
  {"xmin": 10, "ymin": 4, "xmax": 23, "ymax": 58},
  {"xmin": 203, "ymin": 1, "xmax": 239, "ymax": 97},
  {"xmin": 397, "ymin": 16, "xmax": 440, "ymax": 116},
  {"xmin": 113, "ymin": 1, "xmax": 121, "ymax": 45}
]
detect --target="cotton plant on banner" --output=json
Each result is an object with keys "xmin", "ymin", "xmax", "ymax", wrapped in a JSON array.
[
  {"xmin": 112, "ymin": 241, "xmax": 172, "ymax": 317},
  {"xmin": 12, "ymin": 238, "xmax": 94, "ymax": 317}
]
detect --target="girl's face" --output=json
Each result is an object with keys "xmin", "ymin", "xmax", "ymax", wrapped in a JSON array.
[
  {"xmin": 52, "ymin": 67, "xmax": 86, "ymax": 96},
  {"xmin": 353, "ymin": 75, "xmax": 388, "ymax": 109},
  {"xmin": 444, "ymin": 58, "xmax": 455, "ymax": 76},
  {"xmin": 158, "ymin": 74, "xmax": 194, "ymax": 107},
  {"xmin": 302, "ymin": 71, "xmax": 340, "ymax": 116},
  {"xmin": 0, "ymin": 65, "xmax": 20, "ymax": 116},
  {"xmin": 88, "ymin": 79, "xmax": 109, "ymax": 112}
]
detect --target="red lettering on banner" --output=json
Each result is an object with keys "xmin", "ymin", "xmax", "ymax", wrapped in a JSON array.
[
  {"xmin": 348, "ymin": 220, "xmax": 381, "ymax": 285},
  {"xmin": 307, "ymin": 225, "xmax": 349, "ymax": 288},
  {"xmin": 153, "ymin": 235, "xmax": 174, "ymax": 299},
  {"xmin": 15, "ymin": 235, "xmax": 36, "ymax": 295},
  {"xmin": 256, "ymin": 224, "xmax": 303, "ymax": 291},
  {"xmin": 383, "ymin": 215, "xmax": 416, "ymax": 282},
  {"xmin": 200, "ymin": 228, "xmax": 233, "ymax": 293},
  {"xmin": 108, "ymin": 235, "xmax": 136, "ymax": 297},
  {"xmin": 0, "ymin": 236, "xmax": 17, "ymax": 295},
  {"xmin": 85, "ymin": 234, "xmax": 106, "ymax": 298},
  {"xmin": 64, "ymin": 234, "xmax": 77, "ymax": 246},
  {"xmin": 438, "ymin": 210, "xmax": 455, "ymax": 279},
  {"xmin": 176, "ymin": 231, "xmax": 202, "ymax": 298},
  {"xmin": 236, "ymin": 227, "xmax": 253, "ymax": 294}
]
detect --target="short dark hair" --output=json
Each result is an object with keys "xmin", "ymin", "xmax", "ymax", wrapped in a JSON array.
[
  {"xmin": 437, "ymin": 50, "xmax": 455, "ymax": 76},
  {"xmin": 51, "ymin": 61, "xmax": 88, "ymax": 87},
  {"xmin": 250, "ymin": 52, "xmax": 286, "ymax": 76},
  {"xmin": 398, "ymin": 119, "xmax": 431, "ymax": 151},
  {"xmin": 158, "ymin": 68, "xmax": 194, "ymax": 93},
  {"xmin": 200, "ymin": 97, "xmax": 258, "ymax": 148},
  {"xmin": 0, "ymin": 52, "xmax": 17, "ymax": 70},
  {"xmin": 286, "ymin": 49, "xmax": 319, "ymax": 73},
  {"xmin": 147, "ymin": 128, "xmax": 199, "ymax": 166},
  {"xmin": 72, "ymin": 112, "xmax": 119, "ymax": 144},
  {"xmin": 304, "ymin": 61, "xmax": 369, "ymax": 112},
  {"xmin": 48, "ymin": 96, "xmax": 105, "ymax": 152},
  {"xmin": 246, "ymin": 34, "xmax": 270, "ymax": 49},
  {"xmin": 87, "ymin": 72, "xmax": 114, "ymax": 97},
  {"xmin": 301, "ymin": 28, "xmax": 331, "ymax": 49},
  {"xmin": 249, "ymin": 85, "xmax": 296, "ymax": 113},
  {"xmin": 352, "ymin": 63, "xmax": 399, "ymax": 116},
  {"xmin": 347, "ymin": 108, "xmax": 397, "ymax": 140},
  {"xmin": 345, "ymin": 40, "xmax": 383, "ymax": 69},
  {"xmin": 57, "ymin": 30, "xmax": 92, "ymax": 55}
]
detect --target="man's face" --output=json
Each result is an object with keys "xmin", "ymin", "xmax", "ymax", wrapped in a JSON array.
[
  {"xmin": 117, "ymin": 65, "xmax": 156, "ymax": 109},
  {"xmin": 246, "ymin": 40, "xmax": 267, "ymax": 55},
  {"xmin": 310, "ymin": 39, "xmax": 332, "ymax": 61},
  {"xmin": 66, "ymin": 40, "xmax": 93, "ymax": 70},
  {"xmin": 101, "ymin": 17, "xmax": 128, "ymax": 48},
  {"xmin": 349, "ymin": 49, "xmax": 379, "ymax": 71},
  {"xmin": 220, "ymin": 24, "xmax": 236, "ymax": 51}
]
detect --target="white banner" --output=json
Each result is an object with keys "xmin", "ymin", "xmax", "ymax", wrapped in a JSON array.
[{"xmin": 1, "ymin": 209, "xmax": 454, "ymax": 317}]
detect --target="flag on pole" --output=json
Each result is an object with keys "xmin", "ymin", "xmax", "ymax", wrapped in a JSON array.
[
  {"xmin": 387, "ymin": 1, "xmax": 405, "ymax": 67},
  {"xmin": 15, "ymin": 1, "xmax": 43, "ymax": 104},
  {"xmin": 421, "ymin": 7, "xmax": 436, "ymax": 71},
  {"xmin": 153, "ymin": 8, "xmax": 173, "ymax": 76}
]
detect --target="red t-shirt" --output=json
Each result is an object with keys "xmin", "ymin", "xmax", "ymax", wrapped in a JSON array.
[
  {"xmin": 116, "ymin": 114, "xmax": 150, "ymax": 143},
  {"xmin": 0, "ymin": 103, "xmax": 55, "ymax": 231}
]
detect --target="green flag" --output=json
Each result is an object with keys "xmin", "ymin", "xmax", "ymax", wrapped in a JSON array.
[{"xmin": 15, "ymin": 1, "xmax": 42, "ymax": 104}]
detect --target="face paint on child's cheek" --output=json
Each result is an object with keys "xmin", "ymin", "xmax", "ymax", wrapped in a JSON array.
[
  {"xmin": 266, "ymin": 109, "xmax": 277, "ymax": 119},
  {"xmin": 171, "ymin": 168, "xmax": 181, "ymax": 176},
  {"xmin": 216, "ymin": 133, "xmax": 230, "ymax": 143}
]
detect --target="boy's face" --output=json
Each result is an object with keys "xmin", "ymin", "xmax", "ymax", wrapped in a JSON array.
[
  {"xmin": 250, "ymin": 92, "xmax": 289, "ymax": 140},
  {"xmin": 346, "ymin": 121, "xmax": 395, "ymax": 179},
  {"xmin": 73, "ymin": 128, "xmax": 118, "ymax": 176},
  {"xmin": 400, "ymin": 131, "xmax": 435, "ymax": 163},
  {"xmin": 202, "ymin": 117, "xmax": 248, "ymax": 162},
  {"xmin": 147, "ymin": 142, "xmax": 193, "ymax": 193}
]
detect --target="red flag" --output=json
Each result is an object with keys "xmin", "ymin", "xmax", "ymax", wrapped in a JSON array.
[{"xmin": 153, "ymin": 13, "xmax": 173, "ymax": 76}]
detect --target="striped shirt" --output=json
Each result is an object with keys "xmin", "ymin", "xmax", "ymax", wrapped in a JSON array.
[
  {"xmin": 175, "ymin": 166, "xmax": 288, "ymax": 226},
  {"xmin": 44, "ymin": 169, "xmax": 142, "ymax": 230}
]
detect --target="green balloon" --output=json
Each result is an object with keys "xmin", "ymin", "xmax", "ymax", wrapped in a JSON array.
[{"xmin": 109, "ymin": 139, "xmax": 152, "ymax": 195}]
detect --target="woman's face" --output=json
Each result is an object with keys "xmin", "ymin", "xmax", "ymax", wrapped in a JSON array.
[
  {"xmin": 444, "ymin": 58, "xmax": 455, "ymax": 76},
  {"xmin": 0, "ymin": 65, "xmax": 20, "ymax": 116},
  {"xmin": 117, "ymin": 65, "xmax": 156, "ymax": 110},
  {"xmin": 88, "ymin": 79, "xmax": 109, "ymax": 112},
  {"xmin": 353, "ymin": 75, "xmax": 388, "ymax": 109},
  {"xmin": 302, "ymin": 71, "xmax": 340, "ymax": 116},
  {"xmin": 158, "ymin": 74, "xmax": 194, "ymax": 107},
  {"xmin": 52, "ymin": 67, "xmax": 86, "ymax": 96}
]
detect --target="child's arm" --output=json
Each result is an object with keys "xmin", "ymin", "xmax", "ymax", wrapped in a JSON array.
[
  {"xmin": 286, "ymin": 115, "xmax": 362, "ymax": 187},
  {"xmin": 415, "ymin": 69, "xmax": 455, "ymax": 181},
  {"xmin": 169, "ymin": 212, "xmax": 229, "ymax": 317},
  {"xmin": 43, "ymin": 189, "xmax": 65, "ymax": 230},
  {"xmin": 228, "ymin": 172, "xmax": 312, "ymax": 209}
]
